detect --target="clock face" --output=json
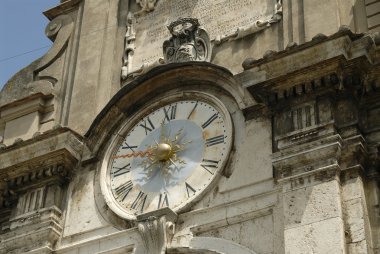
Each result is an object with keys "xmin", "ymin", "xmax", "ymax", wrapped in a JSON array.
[{"xmin": 100, "ymin": 93, "xmax": 233, "ymax": 220}]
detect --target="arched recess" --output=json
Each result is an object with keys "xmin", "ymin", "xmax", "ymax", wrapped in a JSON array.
[
  {"xmin": 85, "ymin": 62, "xmax": 255, "ymax": 157},
  {"xmin": 167, "ymin": 237, "xmax": 259, "ymax": 254}
]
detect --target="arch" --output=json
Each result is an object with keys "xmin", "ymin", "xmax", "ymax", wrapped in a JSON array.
[{"xmin": 85, "ymin": 62, "xmax": 255, "ymax": 154}]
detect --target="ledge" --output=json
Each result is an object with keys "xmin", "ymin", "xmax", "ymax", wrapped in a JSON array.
[
  {"xmin": 237, "ymin": 30, "xmax": 380, "ymax": 107},
  {"xmin": 43, "ymin": 0, "xmax": 82, "ymax": 20},
  {"xmin": 0, "ymin": 127, "xmax": 83, "ymax": 184}
]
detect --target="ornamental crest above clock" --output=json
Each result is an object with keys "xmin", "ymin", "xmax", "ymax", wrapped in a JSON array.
[{"xmin": 100, "ymin": 92, "xmax": 233, "ymax": 220}]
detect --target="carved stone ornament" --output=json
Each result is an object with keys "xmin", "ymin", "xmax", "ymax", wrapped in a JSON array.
[
  {"xmin": 137, "ymin": 207, "xmax": 177, "ymax": 254},
  {"xmin": 163, "ymin": 18, "xmax": 211, "ymax": 63},
  {"xmin": 121, "ymin": 12, "xmax": 136, "ymax": 80},
  {"xmin": 136, "ymin": 0, "xmax": 158, "ymax": 15}
]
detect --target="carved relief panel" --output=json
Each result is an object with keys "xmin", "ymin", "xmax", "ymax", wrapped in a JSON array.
[{"xmin": 122, "ymin": 0, "xmax": 283, "ymax": 80}]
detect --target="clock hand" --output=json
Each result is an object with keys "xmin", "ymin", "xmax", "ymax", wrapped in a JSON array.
[
  {"xmin": 112, "ymin": 150, "xmax": 153, "ymax": 159},
  {"xmin": 169, "ymin": 158, "xmax": 181, "ymax": 171}
]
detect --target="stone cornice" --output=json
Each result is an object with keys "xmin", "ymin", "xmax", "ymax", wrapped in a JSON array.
[
  {"xmin": 43, "ymin": 0, "xmax": 82, "ymax": 21},
  {"xmin": 0, "ymin": 128, "xmax": 83, "ymax": 194},
  {"xmin": 237, "ymin": 29, "xmax": 380, "ymax": 110},
  {"xmin": 0, "ymin": 93, "xmax": 53, "ymax": 111},
  {"xmin": 241, "ymin": 28, "xmax": 368, "ymax": 70},
  {"xmin": 0, "ymin": 93, "xmax": 54, "ymax": 124}
]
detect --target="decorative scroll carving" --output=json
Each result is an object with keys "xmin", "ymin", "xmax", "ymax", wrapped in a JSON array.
[
  {"xmin": 214, "ymin": 0, "xmax": 283, "ymax": 45},
  {"xmin": 35, "ymin": 14, "xmax": 74, "ymax": 79},
  {"xmin": 137, "ymin": 208, "xmax": 177, "ymax": 254},
  {"xmin": 163, "ymin": 18, "xmax": 211, "ymax": 63},
  {"xmin": 121, "ymin": 12, "xmax": 137, "ymax": 80}
]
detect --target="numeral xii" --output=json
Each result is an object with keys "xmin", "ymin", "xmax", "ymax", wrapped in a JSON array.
[{"xmin": 164, "ymin": 105, "xmax": 177, "ymax": 121}]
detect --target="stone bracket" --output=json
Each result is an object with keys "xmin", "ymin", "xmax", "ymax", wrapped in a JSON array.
[{"xmin": 137, "ymin": 207, "xmax": 177, "ymax": 254}]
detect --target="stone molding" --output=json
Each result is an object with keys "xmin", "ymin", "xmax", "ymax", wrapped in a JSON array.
[
  {"xmin": 238, "ymin": 30, "xmax": 379, "ymax": 97},
  {"xmin": 0, "ymin": 128, "xmax": 83, "ymax": 209},
  {"xmin": 0, "ymin": 93, "xmax": 54, "ymax": 124},
  {"xmin": 43, "ymin": 0, "xmax": 82, "ymax": 21},
  {"xmin": 89, "ymin": 63, "xmax": 255, "ymax": 156}
]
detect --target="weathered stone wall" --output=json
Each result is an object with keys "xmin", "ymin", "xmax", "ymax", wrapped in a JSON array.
[{"xmin": 0, "ymin": 1, "xmax": 379, "ymax": 254}]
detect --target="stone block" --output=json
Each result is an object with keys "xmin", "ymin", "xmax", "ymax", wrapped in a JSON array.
[
  {"xmin": 365, "ymin": 0, "xmax": 378, "ymax": 5},
  {"xmin": 342, "ymin": 177, "xmax": 364, "ymax": 201},
  {"xmin": 366, "ymin": 1, "xmax": 380, "ymax": 16},
  {"xmin": 3, "ymin": 112, "xmax": 39, "ymax": 146},
  {"xmin": 344, "ymin": 198, "xmax": 368, "ymax": 243},
  {"xmin": 368, "ymin": 14, "xmax": 380, "ymax": 28},
  {"xmin": 284, "ymin": 217, "xmax": 345, "ymax": 254},
  {"xmin": 304, "ymin": 0, "xmax": 340, "ymax": 40},
  {"xmin": 199, "ymin": 214, "xmax": 274, "ymax": 254},
  {"xmin": 63, "ymin": 169, "xmax": 107, "ymax": 237},
  {"xmin": 283, "ymin": 180, "xmax": 342, "ymax": 229},
  {"xmin": 347, "ymin": 240, "xmax": 370, "ymax": 254},
  {"xmin": 220, "ymin": 118, "xmax": 272, "ymax": 192}
]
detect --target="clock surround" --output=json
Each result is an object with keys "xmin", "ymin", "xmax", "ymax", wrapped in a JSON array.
[{"xmin": 99, "ymin": 91, "xmax": 233, "ymax": 220}]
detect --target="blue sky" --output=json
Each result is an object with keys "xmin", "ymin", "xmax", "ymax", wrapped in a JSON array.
[{"xmin": 0, "ymin": 0, "xmax": 59, "ymax": 90}]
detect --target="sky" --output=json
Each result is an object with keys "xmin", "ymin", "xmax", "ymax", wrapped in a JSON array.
[{"xmin": 0, "ymin": 0, "xmax": 60, "ymax": 90}]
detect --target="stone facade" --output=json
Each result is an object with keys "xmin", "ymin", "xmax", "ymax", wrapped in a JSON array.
[{"xmin": 0, "ymin": 0, "xmax": 379, "ymax": 253}]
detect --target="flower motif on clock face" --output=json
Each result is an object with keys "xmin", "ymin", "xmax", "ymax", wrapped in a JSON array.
[{"xmin": 105, "ymin": 97, "xmax": 232, "ymax": 219}]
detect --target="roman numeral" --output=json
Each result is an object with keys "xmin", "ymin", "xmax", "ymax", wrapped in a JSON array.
[
  {"xmin": 122, "ymin": 142, "xmax": 137, "ymax": 152},
  {"xmin": 114, "ymin": 180, "xmax": 133, "ymax": 201},
  {"xmin": 164, "ymin": 104, "xmax": 177, "ymax": 121},
  {"xmin": 112, "ymin": 163, "xmax": 131, "ymax": 177},
  {"xmin": 157, "ymin": 193, "xmax": 169, "ymax": 209},
  {"xmin": 187, "ymin": 101, "xmax": 198, "ymax": 119},
  {"xmin": 201, "ymin": 159, "xmax": 219, "ymax": 175},
  {"xmin": 185, "ymin": 182, "xmax": 196, "ymax": 198},
  {"xmin": 131, "ymin": 191, "xmax": 148, "ymax": 213},
  {"xmin": 205, "ymin": 135, "xmax": 225, "ymax": 147},
  {"xmin": 139, "ymin": 117, "xmax": 155, "ymax": 135},
  {"xmin": 202, "ymin": 113, "xmax": 218, "ymax": 129}
]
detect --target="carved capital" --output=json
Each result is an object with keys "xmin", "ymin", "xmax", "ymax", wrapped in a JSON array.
[
  {"xmin": 137, "ymin": 207, "xmax": 177, "ymax": 254},
  {"xmin": 163, "ymin": 18, "xmax": 211, "ymax": 63}
]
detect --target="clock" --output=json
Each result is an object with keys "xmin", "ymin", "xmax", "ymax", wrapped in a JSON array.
[{"xmin": 100, "ymin": 92, "xmax": 233, "ymax": 220}]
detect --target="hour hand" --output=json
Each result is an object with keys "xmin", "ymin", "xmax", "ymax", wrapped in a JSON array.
[{"xmin": 112, "ymin": 149, "xmax": 153, "ymax": 159}]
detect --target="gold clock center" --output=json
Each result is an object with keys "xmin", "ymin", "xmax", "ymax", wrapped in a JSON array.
[{"xmin": 155, "ymin": 143, "xmax": 172, "ymax": 161}]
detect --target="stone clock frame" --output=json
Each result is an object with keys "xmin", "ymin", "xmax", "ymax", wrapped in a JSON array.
[
  {"xmin": 99, "ymin": 91, "xmax": 234, "ymax": 221},
  {"xmin": 87, "ymin": 62, "xmax": 255, "ymax": 253}
]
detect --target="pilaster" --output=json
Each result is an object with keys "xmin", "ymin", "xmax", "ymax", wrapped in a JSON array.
[{"xmin": 243, "ymin": 30, "xmax": 380, "ymax": 253}]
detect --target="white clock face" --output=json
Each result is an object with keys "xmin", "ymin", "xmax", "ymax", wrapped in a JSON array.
[{"xmin": 101, "ymin": 94, "xmax": 233, "ymax": 220}]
